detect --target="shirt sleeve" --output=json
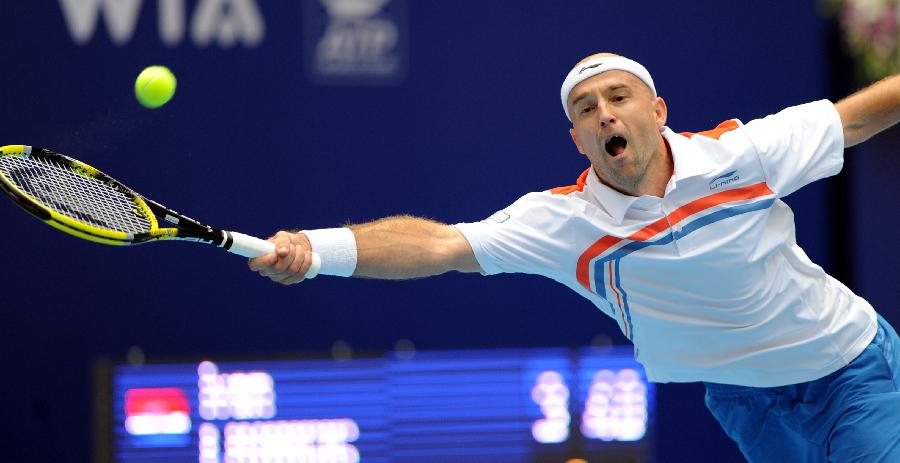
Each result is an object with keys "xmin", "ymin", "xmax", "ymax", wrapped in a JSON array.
[
  {"xmin": 740, "ymin": 99, "xmax": 845, "ymax": 197},
  {"xmin": 453, "ymin": 192, "xmax": 570, "ymax": 278}
]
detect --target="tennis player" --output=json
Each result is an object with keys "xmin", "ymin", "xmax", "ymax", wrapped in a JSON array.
[{"xmin": 250, "ymin": 53, "xmax": 900, "ymax": 461}]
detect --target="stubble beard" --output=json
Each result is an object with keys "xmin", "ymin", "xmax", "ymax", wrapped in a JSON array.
[{"xmin": 598, "ymin": 150, "xmax": 648, "ymax": 196}]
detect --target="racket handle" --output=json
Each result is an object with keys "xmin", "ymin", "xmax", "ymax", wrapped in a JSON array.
[{"xmin": 227, "ymin": 232, "xmax": 321, "ymax": 279}]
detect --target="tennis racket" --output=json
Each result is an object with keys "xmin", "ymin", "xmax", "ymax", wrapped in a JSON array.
[{"xmin": 0, "ymin": 144, "xmax": 320, "ymax": 278}]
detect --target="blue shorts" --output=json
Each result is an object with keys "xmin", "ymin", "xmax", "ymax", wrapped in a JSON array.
[{"xmin": 704, "ymin": 314, "xmax": 900, "ymax": 462}]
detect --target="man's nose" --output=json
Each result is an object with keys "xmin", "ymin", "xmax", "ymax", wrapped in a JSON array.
[{"xmin": 597, "ymin": 105, "xmax": 615, "ymax": 128}]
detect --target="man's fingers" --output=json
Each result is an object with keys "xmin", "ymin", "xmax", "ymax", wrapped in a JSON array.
[
  {"xmin": 271, "ymin": 241, "xmax": 296, "ymax": 271},
  {"xmin": 250, "ymin": 232, "xmax": 292, "ymax": 270},
  {"xmin": 270, "ymin": 273, "xmax": 294, "ymax": 285},
  {"xmin": 249, "ymin": 230, "xmax": 315, "ymax": 285},
  {"xmin": 276, "ymin": 273, "xmax": 305, "ymax": 286},
  {"xmin": 287, "ymin": 248, "xmax": 308, "ymax": 275},
  {"xmin": 248, "ymin": 253, "xmax": 278, "ymax": 271},
  {"xmin": 277, "ymin": 244, "xmax": 290, "ymax": 257},
  {"xmin": 281, "ymin": 255, "xmax": 313, "ymax": 285}
]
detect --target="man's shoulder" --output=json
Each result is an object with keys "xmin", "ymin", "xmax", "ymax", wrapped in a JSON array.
[
  {"xmin": 678, "ymin": 119, "xmax": 743, "ymax": 141},
  {"xmin": 548, "ymin": 167, "xmax": 592, "ymax": 196},
  {"xmin": 491, "ymin": 182, "xmax": 597, "ymax": 224}
]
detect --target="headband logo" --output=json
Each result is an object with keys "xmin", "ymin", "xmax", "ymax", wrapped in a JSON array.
[{"xmin": 578, "ymin": 62, "xmax": 602, "ymax": 74}]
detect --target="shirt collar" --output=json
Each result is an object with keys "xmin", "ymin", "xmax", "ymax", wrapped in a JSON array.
[
  {"xmin": 583, "ymin": 127, "xmax": 714, "ymax": 225},
  {"xmin": 663, "ymin": 126, "xmax": 715, "ymax": 188},
  {"xmin": 585, "ymin": 168, "xmax": 639, "ymax": 224}
]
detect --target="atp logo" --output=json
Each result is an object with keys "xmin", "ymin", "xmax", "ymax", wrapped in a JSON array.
[
  {"xmin": 303, "ymin": 0, "xmax": 408, "ymax": 85},
  {"xmin": 58, "ymin": 0, "xmax": 265, "ymax": 47}
]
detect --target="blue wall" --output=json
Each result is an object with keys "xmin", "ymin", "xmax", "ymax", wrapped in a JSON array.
[
  {"xmin": 851, "ymin": 131, "xmax": 900, "ymax": 316},
  {"xmin": 0, "ymin": 1, "xmax": 873, "ymax": 461}
]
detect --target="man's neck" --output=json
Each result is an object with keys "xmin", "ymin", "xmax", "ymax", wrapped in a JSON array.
[{"xmin": 637, "ymin": 138, "xmax": 674, "ymax": 197}]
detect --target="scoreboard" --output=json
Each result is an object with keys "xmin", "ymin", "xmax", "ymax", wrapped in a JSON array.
[{"xmin": 96, "ymin": 347, "xmax": 655, "ymax": 462}]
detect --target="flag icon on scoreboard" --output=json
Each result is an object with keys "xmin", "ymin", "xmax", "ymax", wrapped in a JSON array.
[{"xmin": 125, "ymin": 388, "xmax": 192, "ymax": 436}]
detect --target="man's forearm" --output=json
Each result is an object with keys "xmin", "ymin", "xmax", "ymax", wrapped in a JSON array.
[
  {"xmin": 836, "ymin": 73, "xmax": 900, "ymax": 148},
  {"xmin": 346, "ymin": 215, "xmax": 480, "ymax": 279}
]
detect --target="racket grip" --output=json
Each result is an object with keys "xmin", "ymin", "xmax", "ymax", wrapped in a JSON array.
[
  {"xmin": 227, "ymin": 231, "xmax": 275, "ymax": 257},
  {"xmin": 228, "ymin": 232, "xmax": 321, "ymax": 279}
]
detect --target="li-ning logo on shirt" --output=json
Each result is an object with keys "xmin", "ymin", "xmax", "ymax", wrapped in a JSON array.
[
  {"xmin": 578, "ymin": 62, "xmax": 603, "ymax": 74},
  {"xmin": 709, "ymin": 170, "xmax": 740, "ymax": 190}
]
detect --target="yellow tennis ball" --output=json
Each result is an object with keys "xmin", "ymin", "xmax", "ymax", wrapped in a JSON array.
[{"xmin": 134, "ymin": 66, "xmax": 177, "ymax": 109}]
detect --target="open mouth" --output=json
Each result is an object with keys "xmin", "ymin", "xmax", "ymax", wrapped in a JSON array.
[{"xmin": 604, "ymin": 136, "xmax": 628, "ymax": 157}]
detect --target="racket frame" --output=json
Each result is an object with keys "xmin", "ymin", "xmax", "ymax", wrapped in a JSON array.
[
  {"xmin": 0, "ymin": 145, "xmax": 242, "ymax": 249},
  {"xmin": 1, "ymin": 144, "xmax": 321, "ymax": 277}
]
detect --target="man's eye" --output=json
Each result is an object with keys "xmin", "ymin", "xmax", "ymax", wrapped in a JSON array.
[
  {"xmin": 580, "ymin": 106, "xmax": 593, "ymax": 114},
  {"xmin": 613, "ymin": 95, "xmax": 625, "ymax": 102}
]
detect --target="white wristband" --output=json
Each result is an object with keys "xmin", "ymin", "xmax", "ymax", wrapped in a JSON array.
[{"xmin": 301, "ymin": 228, "xmax": 358, "ymax": 277}]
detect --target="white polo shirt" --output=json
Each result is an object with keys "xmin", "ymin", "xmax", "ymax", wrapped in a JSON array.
[{"xmin": 454, "ymin": 100, "xmax": 877, "ymax": 387}]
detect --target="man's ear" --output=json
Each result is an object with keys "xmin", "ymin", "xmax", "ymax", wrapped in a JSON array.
[
  {"xmin": 655, "ymin": 96, "xmax": 668, "ymax": 129},
  {"xmin": 569, "ymin": 127, "xmax": 587, "ymax": 155}
]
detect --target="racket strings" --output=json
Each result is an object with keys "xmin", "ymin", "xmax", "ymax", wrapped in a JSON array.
[{"xmin": 0, "ymin": 156, "xmax": 153, "ymax": 234}]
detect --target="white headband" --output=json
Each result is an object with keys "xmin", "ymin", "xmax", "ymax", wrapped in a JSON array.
[{"xmin": 560, "ymin": 56, "xmax": 657, "ymax": 121}]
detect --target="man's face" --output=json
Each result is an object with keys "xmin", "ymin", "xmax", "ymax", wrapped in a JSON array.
[{"xmin": 568, "ymin": 70, "xmax": 667, "ymax": 195}]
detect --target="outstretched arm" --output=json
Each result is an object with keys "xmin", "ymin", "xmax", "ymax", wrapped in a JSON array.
[
  {"xmin": 248, "ymin": 215, "xmax": 481, "ymax": 285},
  {"xmin": 349, "ymin": 216, "xmax": 481, "ymax": 278},
  {"xmin": 835, "ymin": 73, "xmax": 900, "ymax": 148}
]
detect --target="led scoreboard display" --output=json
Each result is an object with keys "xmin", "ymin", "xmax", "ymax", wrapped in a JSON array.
[{"xmin": 97, "ymin": 347, "xmax": 655, "ymax": 463}]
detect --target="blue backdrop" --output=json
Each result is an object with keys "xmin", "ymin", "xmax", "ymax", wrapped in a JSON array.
[{"xmin": 1, "ymin": 1, "xmax": 894, "ymax": 462}]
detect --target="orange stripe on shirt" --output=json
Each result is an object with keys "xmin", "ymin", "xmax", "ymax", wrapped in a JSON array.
[
  {"xmin": 576, "ymin": 235, "xmax": 625, "ymax": 293},
  {"xmin": 680, "ymin": 120, "xmax": 740, "ymax": 140},
  {"xmin": 607, "ymin": 261, "xmax": 628, "ymax": 338},
  {"xmin": 608, "ymin": 260, "xmax": 623, "ymax": 309},
  {"xmin": 665, "ymin": 182, "xmax": 773, "ymax": 227},
  {"xmin": 550, "ymin": 168, "xmax": 591, "ymax": 195},
  {"xmin": 576, "ymin": 182, "xmax": 774, "ymax": 293}
]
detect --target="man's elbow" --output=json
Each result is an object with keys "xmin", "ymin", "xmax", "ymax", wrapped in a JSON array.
[{"xmin": 440, "ymin": 227, "xmax": 481, "ymax": 274}]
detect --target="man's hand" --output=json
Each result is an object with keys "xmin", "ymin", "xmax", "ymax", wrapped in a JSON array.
[{"xmin": 248, "ymin": 230, "xmax": 315, "ymax": 285}]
